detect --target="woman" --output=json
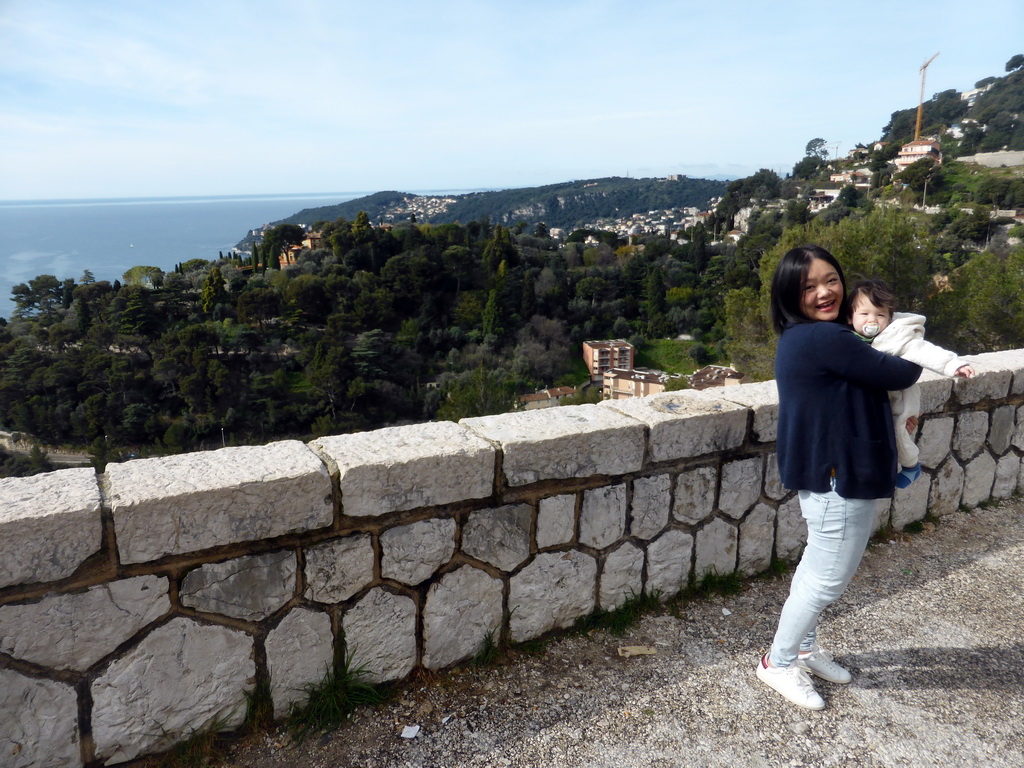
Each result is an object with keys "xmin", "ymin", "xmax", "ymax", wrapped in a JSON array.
[{"xmin": 758, "ymin": 245, "xmax": 921, "ymax": 710}]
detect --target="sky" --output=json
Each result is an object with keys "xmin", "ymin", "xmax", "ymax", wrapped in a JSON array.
[{"xmin": 1, "ymin": 0, "xmax": 1022, "ymax": 201}]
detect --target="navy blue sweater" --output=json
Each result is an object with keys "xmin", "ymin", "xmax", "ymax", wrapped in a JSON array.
[{"xmin": 775, "ymin": 321, "xmax": 922, "ymax": 499}]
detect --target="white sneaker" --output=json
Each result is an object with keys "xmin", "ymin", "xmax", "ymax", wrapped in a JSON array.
[
  {"xmin": 797, "ymin": 644, "xmax": 852, "ymax": 684},
  {"xmin": 756, "ymin": 654, "xmax": 825, "ymax": 710}
]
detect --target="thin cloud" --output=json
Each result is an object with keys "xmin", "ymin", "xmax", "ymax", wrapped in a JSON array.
[{"xmin": 1, "ymin": 0, "xmax": 1022, "ymax": 199}]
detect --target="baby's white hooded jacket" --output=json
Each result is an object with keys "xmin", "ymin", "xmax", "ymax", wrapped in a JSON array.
[{"xmin": 869, "ymin": 312, "xmax": 969, "ymax": 467}]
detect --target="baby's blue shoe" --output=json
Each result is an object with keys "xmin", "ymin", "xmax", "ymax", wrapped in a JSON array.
[{"xmin": 896, "ymin": 463, "xmax": 921, "ymax": 488}]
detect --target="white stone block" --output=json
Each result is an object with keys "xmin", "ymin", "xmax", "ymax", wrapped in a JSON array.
[
  {"xmin": 266, "ymin": 607, "xmax": 334, "ymax": 719},
  {"xmin": 645, "ymin": 529, "xmax": 693, "ymax": 598},
  {"xmin": 961, "ymin": 452, "xmax": 996, "ymax": 508},
  {"xmin": 718, "ymin": 380, "xmax": 778, "ymax": 442},
  {"xmin": 537, "ymin": 494, "xmax": 575, "ymax": 548},
  {"xmin": 993, "ymin": 454, "xmax": 1020, "ymax": 499},
  {"xmin": 673, "ymin": 466, "xmax": 716, "ymax": 524},
  {"xmin": 891, "ymin": 476, "xmax": 929, "ymax": 529},
  {"xmin": 180, "ymin": 551, "xmax": 295, "ymax": 621},
  {"xmin": 463, "ymin": 405, "xmax": 644, "ymax": 486},
  {"xmin": 988, "ymin": 404, "xmax": 1015, "ymax": 454},
  {"xmin": 695, "ymin": 517, "xmax": 737, "ymax": 578},
  {"xmin": 381, "ymin": 518, "xmax": 456, "ymax": 585},
  {"xmin": 776, "ymin": 496, "xmax": 805, "ymax": 561},
  {"xmin": 422, "ymin": 565, "xmax": 503, "ymax": 670},
  {"xmin": 0, "ymin": 668, "xmax": 80, "ymax": 768},
  {"xmin": 91, "ymin": 617, "xmax": 254, "ymax": 764},
  {"xmin": 970, "ymin": 349, "xmax": 1024, "ymax": 395},
  {"xmin": 1015, "ymin": 406, "xmax": 1024, "ymax": 451},
  {"xmin": 953, "ymin": 411, "xmax": 989, "ymax": 460},
  {"xmin": 107, "ymin": 441, "xmax": 332, "ymax": 564},
  {"xmin": 580, "ymin": 484, "xmax": 627, "ymax": 550},
  {"xmin": 874, "ymin": 497, "xmax": 892, "ymax": 532},
  {"xmin": 719, "ymin": 456, "xmax": 764, "ymax": 519},
  {"xmin": 952, "ymin": 362, "xmax": 1012, "ymax": 405},
  {"xmin": 342, "ymin": 588, "xmax": 416, "ymax": 683},
  {"xmin": 764, "ymin": 454, "xmax": 785, "ymax": 500},
  {"xmin": 0, "ymin": 467, "xmax": 101, "ymax": 588},
  {"xmin": 738, "ymin": 503, "xmax": 775, "ymax": 576},
  {"xmin": 462, "ymin": 505, "xmax": 531, "ymax": 572},
  {"xmin": 311, "ymin": 421, "xmax": 494, "ymax": 516},
  {"xmin": 598, "ymin": 542, "xmax": 644, "ymax": 610},
  {"xmin": 0, "ymin": 575, "xmax": 168, "ymax": 671},
  {"xmin": 509, "ymin": 550, "xmax": 596, "ymax": 642},
  {"xmin": 304, "ymin": 534, "xmax": 375, "ymax": 603},
  {"xmin": 929, "ymin": 457, "xmax": 965, "ymax": 517},
  {"xmin": 601, "ymin": 390, "xmax": 747, "ymax": 463},
  {"xmin": 918, "ymin": 416, "xmax": 954, "ymax": 469},
  {"xmin": 630, "ymin": 474, "xmax": 671, "ymax": 541},
  {"xmin": 917, "ymin": 369, "xmax": 953, "ymax": 414}
]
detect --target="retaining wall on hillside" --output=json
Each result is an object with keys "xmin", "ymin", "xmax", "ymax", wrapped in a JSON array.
[
  {"xmin": 3, "ymin": 348, "xmax": 1024, "ymax": 767},
  {"xmin": 958, "ymin": 149, "xmax": 1024, "ymax": 168}
]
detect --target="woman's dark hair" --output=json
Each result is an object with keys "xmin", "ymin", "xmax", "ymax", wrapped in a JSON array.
[
  {"xmin": 769, "ymin": 244, "xmax": 848, "ymax": 334},
  {"xmin": 847, "ymin": 278, "xmax": 898, "ymax": 318}
]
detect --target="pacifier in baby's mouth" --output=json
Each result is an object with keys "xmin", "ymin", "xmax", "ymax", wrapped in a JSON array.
[{"xmin": 860, "ymin": 321, "xmax": 880, "ymax": 337}]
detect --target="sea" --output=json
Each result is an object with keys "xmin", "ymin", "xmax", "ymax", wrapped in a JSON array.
[{"xmin": 0, "ymin": 192, "xmax": 374, "ymax": 321}]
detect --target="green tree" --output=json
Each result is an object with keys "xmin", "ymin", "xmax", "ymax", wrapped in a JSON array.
[
  {"xmin": 118, "ymin": 286, "xmax": 156, "ymax": 336},
  {"xmin": 307, "ymin": 340, "xmax": 353, "ymax": 419},
  {"xmin": 644, "ymin": 267, "xmax": 667, "ymax": 332},
  {"xmin": 482, "ymin": 225, "xmax": 517, "ymax": 276},
  {"xmin": 435, "ymin": 365, "xmax": 518, "ymax": 421},
  {"xmin": 75, "ymin": 296, "xmax": 93, "ymax": 335},
  {"xmin": 285, "ymin": 274, "xmax": 330, "ymax": 323},
  {"xmin": 791, "ymin": 155, "xmax": 823, "ymax": 180},
  {"xmin": 481, "ymin": 289, "xmax": 503, "ymax": 340},
  {"xmin": 351, "ymin": 329, "xmax": 392, "ymax": 380},
  {"xmin": 122, "ymin": 265, "xmax": 164, "ymax": 287},
  {"xmin": 11, "ymin": 274, "xmax": 62, "ymax": 322},
  {"xmin": 927, "ymin": 246, "xmax": 1024, "ymax": 352},
  {"xmin": 351, "ymin": 211, "xmax": 373, "ymax": 242},
  {"xmin": 723, "ymin": 286, "xmax": 774, "ymax": 381},
  {"xmin": 897, "ymin": 158, "xmax": 941, "ymax": 197},
  {"xmin": 259, "ymin": 224, "xmax": 305, "ymax": 273},
  {"xmin": 805, "ymin": 138, "xmax": 829, "ymax": 161},
  {"xmin": 180, "ymin": 258, "xmax": 211, "ymax": 274},
  {"xmin": 945, "ymin": 208, "xmax": 992, "ymax": 245},
  {"xmin": 237, "ymin": 286, "xmax": 280, "ymax": 331},
  {"xmin": 199, "ymin": 267, "xmax": 227, "ymax": 314}
]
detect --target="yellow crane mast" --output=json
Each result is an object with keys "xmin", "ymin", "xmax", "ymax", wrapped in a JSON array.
[{"xmin": 915, "ymin": 52, "xmax": 940, "ymax": 141}]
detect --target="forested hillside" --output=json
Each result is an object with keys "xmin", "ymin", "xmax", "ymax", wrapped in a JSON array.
[
  {"xmin": 262, "ymin": 176, "xmax": 728, "ymax": 235},
  {"xmin": 0, "ymin": 216, "xmax": 730, "ymax": 471},
  {"xmin": 882, "ymin": 57, "xmax": 1024, "ymax": 155}
]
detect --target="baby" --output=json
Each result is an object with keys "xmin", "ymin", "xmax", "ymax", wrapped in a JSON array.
[{"xmin": 847, "ymin": 279, "xmax": 976, "ymax": 488}]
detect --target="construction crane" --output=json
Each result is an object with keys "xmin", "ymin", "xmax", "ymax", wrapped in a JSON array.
[{"xmin": 914, "ymin": 52, "xmax": 940, "ymax": 141}]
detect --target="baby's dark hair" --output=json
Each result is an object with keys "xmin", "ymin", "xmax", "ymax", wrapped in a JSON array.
[{"xmin": 848, "ymin": 278, "xmax": 898, "ymax": 318}]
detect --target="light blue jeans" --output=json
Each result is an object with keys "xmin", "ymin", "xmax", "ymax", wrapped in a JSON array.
[{"xmin": 768, "ymin": 488, "xmax": 877, "ymax": 668}]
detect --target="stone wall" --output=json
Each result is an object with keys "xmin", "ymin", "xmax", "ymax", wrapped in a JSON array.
[
  {"xmin": 958, "ymin": 150, "xmax": 1024, "ymax": 168},
  {"xmin": 3, "ymin": 348, "xmax": 1024, "ymax": 767}
]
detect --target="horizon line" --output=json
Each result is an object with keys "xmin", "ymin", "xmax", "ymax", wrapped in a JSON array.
[{"xmin": 0, "ymin": 174, "xmax": 740, "ymax": 207}]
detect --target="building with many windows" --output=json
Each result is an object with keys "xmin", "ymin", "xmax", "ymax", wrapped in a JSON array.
[
  {"xmin": 602, "ymin": 368, "xmax": 673, "ymax": 400},
  {"xmin": 582, "ymin": 339, "xmax": 635, "ymax": 380},
  {"xmin": 894, "ymin": 140, "xmax": 941, "ymax": 172}
]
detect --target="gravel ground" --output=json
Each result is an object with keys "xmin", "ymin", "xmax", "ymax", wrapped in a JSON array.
[{"xmin": 223, "ymin": 500, "xmax": 1024, "ymax": 768}]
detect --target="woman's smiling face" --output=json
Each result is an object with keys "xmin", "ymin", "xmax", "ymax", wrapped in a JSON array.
[{"xmin": 800, "ymin": 257, "xmax": 844, "ymax": 322}]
